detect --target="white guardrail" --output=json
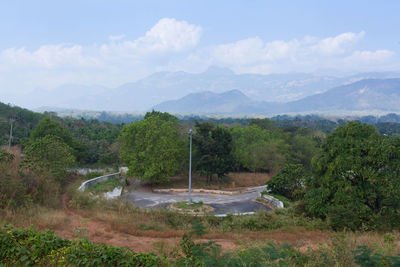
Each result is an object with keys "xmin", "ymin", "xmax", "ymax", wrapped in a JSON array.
[{"xmin": 78, "ymin": 172, "xmax": 122, "ymax": 191}]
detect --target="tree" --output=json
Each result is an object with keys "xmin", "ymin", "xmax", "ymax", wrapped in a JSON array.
[
  {"xmin": 283, "ymin": 130, "xmax": 320, "ymax": 170},
  {"xmin": 31, "ymin": 117, "xmax": 73, "ymax": 144},
  {"xmin": 266, "ymin": 164, "xmax": 307, "ymax": 200},
  {"xmin": 22, "ymin": 135, "xmax": 76, "ymax": 187},
  {"xmin": 305, "ymin": 122, "xmax": 400, "ymax": 230},
  {"xmin": 231, "ymin": 125, "xmax": 286, "ymax": 174},
  {"xmin": 30, "ymin": 117, "xmax": 87, "ymax": 163},
  {"xmin": 144, "ymin": 110, "xmax": 179, "ymax": 123},
  {"xmin": 119, "ymin": 114, "xmax": 185, "ymax": 184},
  {"xmin": 193, "ymin": 122, "xmax": 234, "ymax": 182},
  {"xmin": 249, "ymin": 118, "xmax": 276, "ymax": 131}
]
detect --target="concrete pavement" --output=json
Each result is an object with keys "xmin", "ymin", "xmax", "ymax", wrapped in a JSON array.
[{"xmin": 124, "ymin": 185, "xmax": 271, "ymax": 215}]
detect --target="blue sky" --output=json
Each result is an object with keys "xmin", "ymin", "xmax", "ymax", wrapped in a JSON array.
[{"xmin": 0, "ymin": 0, "xmax": 399, "ymax": 93}]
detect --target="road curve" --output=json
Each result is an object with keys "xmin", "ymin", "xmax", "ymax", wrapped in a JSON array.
[{"xmin": 124, "ymin": 185, "xmax": 271, "ymax": 215}]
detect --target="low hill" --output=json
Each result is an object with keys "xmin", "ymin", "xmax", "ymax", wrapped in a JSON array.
[
  {"xmin": 288, "ymin": 78, "xmax": 400, "ymax": 113},
  {"xmin": 153, "ymin": 90, "xmax": 283, "ymax": 114}
]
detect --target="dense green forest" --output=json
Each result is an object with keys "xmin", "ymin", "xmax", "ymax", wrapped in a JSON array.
[
  {"xmin": 0, "ymin": 102, "xmax": 43, "ymax": 146},
  {"xmin": 1, "ymin": 102, "xmax": 400, "ymax": 169}
]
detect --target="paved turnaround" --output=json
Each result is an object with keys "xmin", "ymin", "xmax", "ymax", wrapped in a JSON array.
[{"xmin": 124, "ymin": 185, "xmax": 271, "ymax": 216}]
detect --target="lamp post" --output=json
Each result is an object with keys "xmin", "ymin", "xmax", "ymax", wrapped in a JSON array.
[{"xmin": 187, "ymin": 128, "xmax": 195, "ymax": 205}]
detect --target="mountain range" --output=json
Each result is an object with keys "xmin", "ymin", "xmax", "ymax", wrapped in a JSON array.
[
  {"xmin": 4, "ymin": 66, "xmax": 400, "ymax": 114},
  {"xmin": 153, "ymin": 79, "xmax": 400, "ymax": 115}
]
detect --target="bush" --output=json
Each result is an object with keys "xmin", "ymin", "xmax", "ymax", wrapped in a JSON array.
[
  {"xmin": 0, "ymin": 224, "xmax": 162, "ymax": 266},
  {"xmin": 266, "ymin": 164, "xmax": 307, "ymax": 201}
]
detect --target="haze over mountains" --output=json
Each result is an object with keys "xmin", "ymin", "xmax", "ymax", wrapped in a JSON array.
[
  {"xmin": 3, "ymin": 66, "xmax": 400, "ymax": 115},
  {"xmin": 154, "ymin": 79, "xmax": 400, "ymax": 115}
]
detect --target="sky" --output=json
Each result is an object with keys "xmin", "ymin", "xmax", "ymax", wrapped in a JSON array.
[{"xmin": 0, "ymin": 0, "xmax": 400, "ymax": 93}]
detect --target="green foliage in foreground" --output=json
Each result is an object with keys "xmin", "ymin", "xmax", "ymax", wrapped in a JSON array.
[
  {"xmin": 177, "ymin": 222, "xmax": 400, "ymax": 267},
  {"xmin": 0, "ymin": 224, "xmax": 162, "ymax": 266},
  {"xmin": 3, "ymin": 222, "xmax": 400, "ymax": 266}
]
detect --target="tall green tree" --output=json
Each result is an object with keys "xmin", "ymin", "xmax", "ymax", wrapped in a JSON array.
[
  {"xmin": 119, "ymin": 113, "xmax": 185, "ymax": 184},
  {"xmin": 305, "ymin": 122, "xmax": 400, "ymax": 230},
  {"xmin": 283, "ymin": 129, "xmax": 320, "ymax": 170},
  {"xmin": 22, "ymin": 135, "xmax": 76, "ymax": 187},
  {"xmin": 30, "ymin": 117, "xmax": 87, "ymax": 163},
  {"xmin": 193, "ymin": 122, "xmax": 234, "ymax": 182},
  {"xmin": 231, "ymin": 125, "xmax": 286, "ymax": 174},
  {"xmin": 31, "ymin": 117, "xmax": 73, "ymax": 144}
]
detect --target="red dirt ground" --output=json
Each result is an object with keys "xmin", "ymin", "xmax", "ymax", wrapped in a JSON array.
[{"xmin": 57, "ymin": 193, "xmax": 327, "ymax": 253}]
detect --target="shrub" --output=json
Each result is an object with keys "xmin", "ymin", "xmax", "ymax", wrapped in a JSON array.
[
  {"xmin": 0, "ymin": 224, "xmax": 162, "ymax": 266},
  {"xmin": 266, "ymin": 163, "xmax": 307, "ymax": 201}
]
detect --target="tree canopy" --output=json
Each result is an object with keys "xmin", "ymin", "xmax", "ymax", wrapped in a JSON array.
[
  {"xmin": 305, "ymin": 122, "xmax": 400, "ymax": 230},
  {"xmin": 30, "ymin": 117, "xmax": 88, "ymax": 163},
  {"xmin": 231, "ymin": 125, "xmax": 286, "ymax": 174},
  {"xmin": 22, "ymin": 135, "xmax": 76, "ymax": 187},
  {"xmin": 193, "ymin": 122, "xmax": 234, "ymax": 181},
  {"xmin": 266, "ymin": 164, "xmax": 307, "ymax": 201},
  {"xmin": 119, "ymin": 113, "xmax": 185, "ymax": 184}
]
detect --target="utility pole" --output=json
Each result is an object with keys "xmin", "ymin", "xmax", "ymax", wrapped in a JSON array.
[
  {"xmin": 8, "ymin": 118, "xmax": 15, "ymax": 151},
  {"xmin": 187, "ymin": 128, "xmax": 195, "ymax": 205}
]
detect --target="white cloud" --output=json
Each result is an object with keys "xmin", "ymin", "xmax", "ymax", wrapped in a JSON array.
[
  {"xmin": 0, "ymin": 18, "xmax": 203, "ymax": 91},
  {"xmin": 0, "ymin": 20, "xmax": 397, "ymax": 95},
  {"xmin": 208, "ymin": 31, "xmax": 396, "ymax": 74},
  {"xmin": 135, "ymin": 18, "xmax": 202, "ymax": 52},
  {"xmin": 312, "ymin": 31, "xmax": 365, "ymax": 55},
  {"xmin": 100, "ymin": 18, "xmax": 202, "ymax": 60},
  {"xmin": 1, "ymin": 44, "xmax": 99, "ymax": 68}
]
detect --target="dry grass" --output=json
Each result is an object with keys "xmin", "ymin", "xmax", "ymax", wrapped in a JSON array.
[
  {"xmin": 148, "ymin": 172, "xmax": 270, "ymax": 190},
  {"xmin": 228, "ymin": 172, "xmax": 270, "ymax": 188},
  {"xmin": 346, "ymin": 231, "xmax": 400, "ymax": 255},
  {"xmin": 3, "ymin": 198, "xmax": 400, "ymax": 258},
  {"xmin": 0, "ymin": 206, "xmax": 68, "ymax": 231}
]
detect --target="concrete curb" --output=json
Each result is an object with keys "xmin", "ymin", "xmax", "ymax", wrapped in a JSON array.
[
  {"xmin": 153, "ymin": 185, "xmax": 267, "ymax": 196},
  {"xmin": 153, "ymin": 188, "xmax": 241, "ymax": 195}
]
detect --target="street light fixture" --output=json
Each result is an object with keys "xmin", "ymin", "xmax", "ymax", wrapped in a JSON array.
[{"xmin": 187, "ymin": 128, "xmax": 196, "ymax": 205}]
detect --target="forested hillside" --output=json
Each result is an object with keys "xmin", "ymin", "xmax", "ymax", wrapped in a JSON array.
[
  {"xmin": 0, "ymin": 103, "xmax": 122, "ymax": 166},
  {"xmin": 0, "ymin": 102, "xmax": 43, "ymax": 146}
]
